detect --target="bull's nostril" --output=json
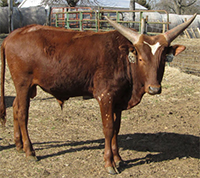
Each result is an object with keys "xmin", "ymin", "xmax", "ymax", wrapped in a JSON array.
[{"xmin": 148, "ymin": 86, "xmax": 161, "ymax": 94}]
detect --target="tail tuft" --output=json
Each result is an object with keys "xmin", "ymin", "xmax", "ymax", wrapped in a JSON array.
[
  {"xmin": 0, "ymin": 117, "xmax": 6, "ymax": 127},
  {"xmin": 0, "ymin": 41, "xmax": 6, "ymax": 126},
  {"xmin": 0, "ymin": 100, "xmax": 6, "ymax": 126}
]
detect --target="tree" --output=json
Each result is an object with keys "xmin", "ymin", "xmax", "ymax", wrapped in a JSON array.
[
  {"xmin": 0, "ymin": 0, "xmax": 20, "ymax": 7},
  {"xmin": 129, "ymin": 0, "xmax": 135, "ymax": 28},
  {"xmin": 66, "ymin": 0, "xmax": 79, "ymax": 7},
  {"xmin": 183, "ymin": 0, "xmax": 200, "ymax": 14},
  {"xmin": 136, "ymin": 0, "xmax": 151, "ymax": 9},
  {"xmin": 153, "ymin": 0, "xmax": 198, "ymax": 15},
  {"xmin": 41, "ymin": 0, "xmax": 100, "ymax": 7}
]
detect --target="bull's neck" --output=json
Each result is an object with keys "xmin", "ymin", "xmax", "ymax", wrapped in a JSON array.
[
  {"xmin": 127, "ymin": 63, "xmax": 145, "ymax": 109},
  {"xmin": 115, "ymin": 33, "xmax": 145, "ymax": 109}
]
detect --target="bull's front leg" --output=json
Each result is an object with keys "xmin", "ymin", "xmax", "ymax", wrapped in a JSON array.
[
  {"xmin": 98, "ymin": 93, "xmax": 119, "ymax": 174},
  {"xmin": 112, "ymin": 111, "xmax": 122, "ymax": 166}
]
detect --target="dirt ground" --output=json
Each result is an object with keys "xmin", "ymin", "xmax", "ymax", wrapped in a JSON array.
[{"xmin": 0, "ymin": 36, "xmax": 199, "ymax": 178}]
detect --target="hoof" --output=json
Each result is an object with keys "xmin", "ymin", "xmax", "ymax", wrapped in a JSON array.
[
  {"xmin": 115, "ymin": 160, "xmax": 121, "ymax": 168},
  {"xmin": 106, "ymin": 166, "xmax": 119, "ymax": 175},
  {"xmin": 16, "ymin": 147, "xmax": 24, "ymax": 153},
  {"xmin": 16, "ymin": 149, "xmax": 24, "ymax": 153},
  {"xmin": 116, "ymin": 160, "xmax": 127, "ymax": 168},
  {"xmin": 0, "ymin": 118, "xmax": 6, "ymax": 127},
  {"xmin": 26, "ymin": 155, "xmax": 38, "ymax": 162}
]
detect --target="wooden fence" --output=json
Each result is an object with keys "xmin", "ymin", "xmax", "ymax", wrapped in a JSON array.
[{"xmin": 184, "ymin": 28, "xmax": 200, "ymax": 38}]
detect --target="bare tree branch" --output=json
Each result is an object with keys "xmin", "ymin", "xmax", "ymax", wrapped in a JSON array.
[
  {"xmin": 181, "ymin": 0, "xmax": 197, "ymax": 7},
  {"xmin": 153, "ymin": 0, "xmax": 198, "ymax": 14}
]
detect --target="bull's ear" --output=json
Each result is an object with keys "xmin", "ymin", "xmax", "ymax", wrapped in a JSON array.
[
  {"xmin": 165, "ymin": 45, "xmax": 186, "ymax": 62},
  {"xmin": 166, "ymin": 45, "xmax": 186, "ymax": 62},
  {"xmin": 169, "ymin": 45, "xmax": 186, "ymax": 56},
  {"xmin": 119, "ymin": 45, "xmax": 137, "ymax": 63}
]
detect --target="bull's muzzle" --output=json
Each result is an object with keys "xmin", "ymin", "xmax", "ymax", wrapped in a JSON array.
[{"xmin": 148, "ymin": 85, "xmax": 161, "ymax": 95}]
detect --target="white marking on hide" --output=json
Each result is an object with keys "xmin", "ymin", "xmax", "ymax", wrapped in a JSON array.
[
  {"xmin": 27, "ymin": 26, "xmax": 41, "ymax": 33},
  {"xmin": 143, "ymin": 41, "xmax": 161, "ymax": 55},
  {"xmin": 98, "ymin": 96, "xmax": 101, "ymax": 101}
]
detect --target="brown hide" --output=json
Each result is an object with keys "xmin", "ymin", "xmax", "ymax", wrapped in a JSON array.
[
  {"xmin": 5, "ymin": 26, "xmax": 130, "ymax": 102},
  {"xmin": 0, "ymin": 19, "xmax": 193, "ymax": 174}
]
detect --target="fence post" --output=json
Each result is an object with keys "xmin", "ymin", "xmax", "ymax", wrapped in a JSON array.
[
  {"xmin": 8, "ymin": 0, "xmax": 13, "ymax": 32},
  {"xmin": 47, "ymin": 6, "xmax": 52, "ymax": 26},
  {"xmin": 139, "ymin": 12, "xmax": 143, "ymax": 33},
  {"xmin": 116, "ymin": 11, "xmax": 120, "ymax": 22},
  {"xmin": 190, "ymin": 28, "xmax": 196, "ymax": 38},
  {"xmin": 66, "ymin": 12, "xmax": 70, "ymax": 29},
  {"xmin": 141, "ymin": 17, "xmax": 147, "ymax": 34},
  {"xmin": 79, "ymin": 11, "xmax": 83, "ymax": 31},
  {"xmin": 162, "ymin": 19, "xmax": 166, "ymax": 33},
  {"xmin": 97, "ymin": 9, "xmax": 100, "ymax": 32},
  {"xmin": 197, "ymin": 28, "xmax": 200, "ymax": 37},
  {"xmin": 55, "ymin": 14, "xmax": 58, "ymax": 27}
]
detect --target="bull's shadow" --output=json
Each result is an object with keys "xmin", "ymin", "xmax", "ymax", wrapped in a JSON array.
[
  {"xmin": 3, "ymin": 96, "xmax": 55, "ymax": 108},
  {"xmin": 0, "ymin": 132, "xmax": 199, "ymax": 170},
  {"xmin": 118, "ymin": 132, "xmax": 200, "ymax": 167},
  {"xmin": 33, "ymin": 132, "xmax": 199, "ymax": 166}
]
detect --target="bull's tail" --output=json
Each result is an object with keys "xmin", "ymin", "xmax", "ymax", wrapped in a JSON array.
[{"xmin": 0, "ymin": 41, "xmax": 6, "ymax": 126}]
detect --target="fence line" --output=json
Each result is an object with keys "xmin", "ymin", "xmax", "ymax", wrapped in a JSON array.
[
  {"xmin": 50, "ymin": 8, "xmax": 170, "ymax": 35},
  {"xmin": 184, "ymin": 28, "xmax": 200, "ymax": 38}
]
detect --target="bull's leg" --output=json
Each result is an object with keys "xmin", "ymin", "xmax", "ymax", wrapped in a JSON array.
[
  {"xmin": 112, "ymin": 111, "xmax": 122, "ymax": 166},
  {"xmin": 13, "ymin": 98, "xmax": 23, "ymax": 152},
  {"xmin": 15, "ymin": 88, "xmax": 36, "ymax": 160},
  {"xmin": 98, "ymin": 94, "xmax": 118, "ymax": 174}
]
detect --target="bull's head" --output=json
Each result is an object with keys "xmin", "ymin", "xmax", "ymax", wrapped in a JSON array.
[{"xmin": 106, "ymin": 14, "xmax": 196, "ymax": 95}]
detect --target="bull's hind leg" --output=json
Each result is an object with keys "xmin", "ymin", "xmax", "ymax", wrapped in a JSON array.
[
  {"xmin": 13, "ymin": 98, "xmax": 23, "ymax": 152},
  {"xmin": 14, "ymin": 87, "xmax": 36, "ymax": 160}
]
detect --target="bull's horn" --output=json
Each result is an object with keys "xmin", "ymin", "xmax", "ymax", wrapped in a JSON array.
[
  {"xmin": 164, "ymin": 13, "xmax": 197, "ymax": 44},
  {"xmin": 105, "ymin": 16, "xmax": 141, "ymax": 44}
]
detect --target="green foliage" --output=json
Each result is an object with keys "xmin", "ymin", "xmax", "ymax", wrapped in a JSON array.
[
  {"xmin": 0, "ymin": 0, "xmax": 8, "ymax": 7},
  {"xmin": 0, "ymin": 0, "xmax": 20, "ymax": 7}
]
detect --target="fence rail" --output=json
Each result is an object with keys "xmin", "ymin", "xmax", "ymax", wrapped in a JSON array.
[{"xmin": 50, "ymin": 8, "xmax": 170, "ymax": 34}]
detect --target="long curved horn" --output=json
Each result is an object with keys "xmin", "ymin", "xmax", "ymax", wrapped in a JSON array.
[
  {"xmin": 164, "ymin": 13, "xmax": 197, "ymax": 44},
  {"xmin": 105, "ymin": 16, "xmax": 141, "ymax": 44}
]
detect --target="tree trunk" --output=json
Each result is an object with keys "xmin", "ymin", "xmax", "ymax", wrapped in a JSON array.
[
  {"xmin": 129, "ymin": 0, "xmax": 135, "ymax": 28},
  {"xmin": 8, "ymin": 0, "xmax": 13, "ymax": 32}
]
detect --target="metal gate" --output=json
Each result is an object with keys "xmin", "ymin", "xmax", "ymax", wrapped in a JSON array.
[{"xmin": 50, "ymin": 7, "xmax": 170, "ymax": 35}]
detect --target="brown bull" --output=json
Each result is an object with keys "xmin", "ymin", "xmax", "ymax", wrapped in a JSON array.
[{"xmin": 0, "ymin": 14, "xmax": 196, "ymax": 174}]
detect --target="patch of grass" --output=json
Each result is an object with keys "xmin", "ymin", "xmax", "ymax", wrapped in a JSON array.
[
  {"xmin": 51, "ymin": 126, "xmax": 56, "ymax": 130},
  {"xmin": 184, "ymin": 87, "xmax": 195, "ymax": 94},
  {"xmin": 162, "ymin": 84, "xmax": 171, "ymax": 89}
]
